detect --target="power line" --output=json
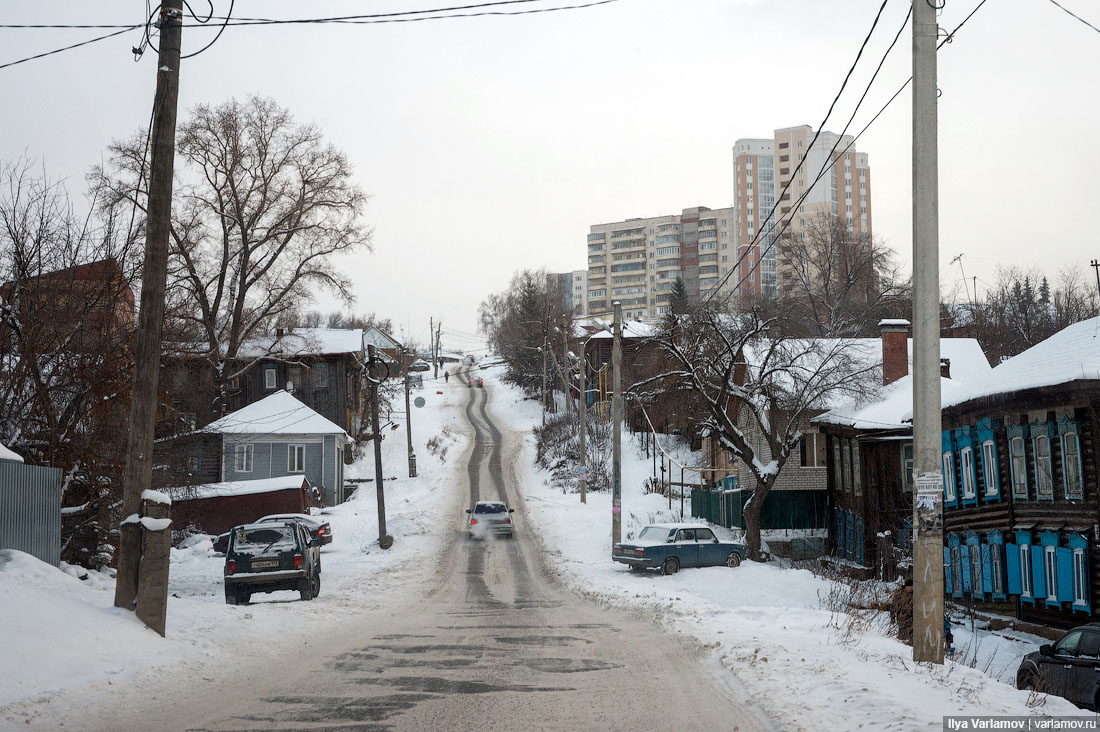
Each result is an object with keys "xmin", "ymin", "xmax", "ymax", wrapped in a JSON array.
[
  {"xmin": 181, "ymin": 0, "xmax": 233, "ymax": 59},
  {"xmin": 0, "ymin": 26, "xmax": 136, "ymax": 71},
  {"xmin": 1045, "ymin": 0, "xmax": 1100, "ymax": 35}
]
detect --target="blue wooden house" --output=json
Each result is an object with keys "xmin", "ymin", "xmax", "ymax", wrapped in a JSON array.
[
  {"xmin": 941, "ymin": 316, "xmax": 1100, "ymax": 628},
  {"xmin": 201, "ymin": 390, "xmax": 355, "ymax": 506}
]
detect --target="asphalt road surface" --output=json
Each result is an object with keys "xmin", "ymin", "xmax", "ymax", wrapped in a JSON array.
[{"xmin": 70, "ymin": 380, "xmax": 773, "ymax": 732}]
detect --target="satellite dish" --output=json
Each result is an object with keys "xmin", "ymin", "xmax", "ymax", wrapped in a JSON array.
[{"xmin": 414, "ymin": 396, "xmax": 426, "ymax": 408}]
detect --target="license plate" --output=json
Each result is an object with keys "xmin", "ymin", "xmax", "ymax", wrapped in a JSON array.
[{"xmin": 252, "ymin": 560, "xmax": 278, "ymax": 569}]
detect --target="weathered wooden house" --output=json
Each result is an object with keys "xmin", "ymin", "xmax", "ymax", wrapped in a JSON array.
[
  {"xmin": 169, "ymin": 476, "xmax": 312, "ymax": 536},
  {"xmin": 811, "ymin": 320, "xmax": 991, "ymax": 572},
  {"xmin": 939, "ymin": 316, "xmax": 1100, "ymax": 629}
]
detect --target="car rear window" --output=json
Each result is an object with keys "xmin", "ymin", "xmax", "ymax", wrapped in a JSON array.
[
  {"xmin": 232, "ymin": 526, "xmax": 296, "ymax": 554},
  {"xmin": 473, "ymin": 503, "xmax": 507, "ymax": 514},
  {"xmin": 638, "ymin": 526, "xmax": 672, "ymax": 542}
]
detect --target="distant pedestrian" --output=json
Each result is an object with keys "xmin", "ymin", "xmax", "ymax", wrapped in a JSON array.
[{"xmin": 444, "ymin": 371, "xmax": 449, "ymax": 383}]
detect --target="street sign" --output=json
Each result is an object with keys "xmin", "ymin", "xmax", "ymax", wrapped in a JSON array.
[{"xmin": 413, "ymin": 396, "xmax": 425, "ymax": 408}]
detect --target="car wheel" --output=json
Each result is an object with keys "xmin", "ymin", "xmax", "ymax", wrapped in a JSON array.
[
  {"xmin": 726, "ymin": 553, "xmax": 742, "ymax": 568},
  {"xmin": 299, "ymin": 578, "xmax": 314, "ymax": 601},
  {"xmin": 312, "ymin": 573, "xmax": 321, "ymax": 598},
  {"xmin": 661, "ymin": 557, "xmax": 680, "ymax": 575},
  {"xmin": 1017, "ymin": 672, "xmax": 1035, "ymax": 691}
]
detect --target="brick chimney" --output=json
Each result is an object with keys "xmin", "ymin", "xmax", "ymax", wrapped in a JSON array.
[{"xmin": 879, "ymin": 319, "xmax": 910, "ymax": 386}]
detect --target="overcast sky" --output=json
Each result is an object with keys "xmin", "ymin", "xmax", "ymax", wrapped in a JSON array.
[{"xmin": 2, "ymin": 0, "xmax": 1097, "ymax": 351}]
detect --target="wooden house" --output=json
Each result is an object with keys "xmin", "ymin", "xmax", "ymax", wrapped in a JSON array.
[
  {"xmin": 939, "ymin": 316, "xmax": 1100, "ymax": 629},
  {"xmin": 812, "ymin": 320, "xmax": 991, "ymax": 573}
]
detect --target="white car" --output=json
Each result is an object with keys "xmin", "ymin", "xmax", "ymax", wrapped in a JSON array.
[{"xmin": 408, "ymin": 358, "xmax": 431, "ymax": 372}]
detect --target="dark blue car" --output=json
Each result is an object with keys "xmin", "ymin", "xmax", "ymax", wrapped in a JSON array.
[{"xmin": 613, "ymin": 523, "xmax": 746, "ymax": 575}]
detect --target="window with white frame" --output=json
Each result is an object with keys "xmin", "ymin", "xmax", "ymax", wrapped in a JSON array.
[
  {"xmin": 1009, "ymin": 436, "xmax": 1027, "ymax": 499},
  {"xmin": 981, "ymin": 441, "xmax": 998, "ymax": 497},
  {"xmin": 235, "ymin": 443, "xmax": 254, "ymax": 473},
  {"xmin": 942, "ymin": 451, "xmax": 957, "ymax": 502},
  {"xmin": 901, "ymin": 443, "xmax": 914, "ymax": 492},
  {"xmin": 852, "ymin": 439, "xmax": 862, "ymax": 496},
  {"xmin": 288, "ymin": 444, "xmax": 305, "ymax": 473},
  {"xmin": 991, "ymin": 544, "xmax": 1003, "ymax": 594},
  {"xmin": 264, "ymin": 367, "xmax": 277, "ymax": 390},
  {"xmin": 1035, "ymin": 434, "xmax": 1053, "ymax": 498},
  {"xmin": 842, "ymin": 439, "xmax": 852, "ymax": 493},
  {"xmin": 1045, "ymin": 545, "xmax": 1058, "ymax": 602},
  {"xmin": 1063, "ymin": 429, "xmax": 1083, "ymax": 497},
  {"xmin": 1074, "ymin": 547, "xmax": 1088, "ymax": 606},
  {"xmin": 1021, "ymin": 544, "xmax": 1033, "ymax": 598},
  {"xmin": 960, "ymin": 447, "xmax": 976, "ymax": 499}
]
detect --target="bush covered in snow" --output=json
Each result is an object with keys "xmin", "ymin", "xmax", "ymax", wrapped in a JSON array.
[{"xmin": 532, "ymin": 413, "xmax": 612, "ymax": 493}]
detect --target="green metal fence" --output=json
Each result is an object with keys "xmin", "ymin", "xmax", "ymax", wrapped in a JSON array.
[{"xmin": 689, "ymin": 486, "xmax": 827, "ymax": 531}]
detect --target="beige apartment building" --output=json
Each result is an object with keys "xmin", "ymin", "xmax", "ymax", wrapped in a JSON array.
[
  {"xmin": 732, "ymin": 125, "xmax": 873, "ymax": 305},
  {"xmin": 585, "ymin": 206, "xmax": 737, "ymax": 319}
]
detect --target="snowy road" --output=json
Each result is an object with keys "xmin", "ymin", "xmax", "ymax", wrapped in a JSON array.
[{"xmin": 66, "ymin": 382, "xmax": 773, "ymax": 732}]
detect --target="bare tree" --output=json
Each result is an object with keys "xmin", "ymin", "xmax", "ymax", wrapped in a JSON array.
[
  {"xmin": 91, "ymin": 96, "xmax": 372, "ymax": 415},
  {"xmin": 0, "ymin": 159, "xmax": 138, "ymax": 568},
  {"xmin": 776, "ymin": 212, "xmax": 910, "ymax": 336},
  {"xmin": 634, "ymin": 302, "xmax": 876, "ymax": 559}
]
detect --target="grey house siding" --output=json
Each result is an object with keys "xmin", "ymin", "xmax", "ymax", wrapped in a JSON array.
[
  {"xmin": 221, "ymin": 435, "xmax": 342, "ymax": 506},
  {"xmin": 0, "ymin": 462, "xmax": 63, "ymax": 567}
]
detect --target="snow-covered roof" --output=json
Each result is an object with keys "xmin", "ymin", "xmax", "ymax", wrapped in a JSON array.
[
  {"xmin": 237, "ymin": 328, "xmax": 363, "ymax": 359},
  {"xmin": 363, "ymin": 325, "xmax": 401, "ymax": 350},
  {"xmin": 170, "ymin": 475, "xmax": 308, "ymax": 500},
  {"xmin": 814, "ymin": 375, "xmax": 971, "ymax": 430},
  {"xmin": 586, "ymin": 320, "xmax": 659, "ymax": 340},
  {"xmin": 202, "ymin": 391, "xmax": 353, "ymax": 443},
  {"xmin": 0, "ymin": 442, "xmax": 24, "ymax": 463},
  {"xmin": 943, "ymin": 316, "xmax": 1100, "ymax": 409}
]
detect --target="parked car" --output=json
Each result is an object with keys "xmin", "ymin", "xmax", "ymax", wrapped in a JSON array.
[
  {"xmin": 223, "ymin": 521, "xmax": 320, "ymax": 605},
  {"xmin": 466, "ymin": 500, "xmax": 515, "ymax": 539},
  {"xmin": 1017, "ymin": 624, "xmax": 1100, "ymax": 709},
  {"xmin": 612, "ymin": 523, "xmax": 746, "ymax": 575},
  {"xmin": 257, "ymin": 513, "xmax": 331, "ymax": 569},
  {"xmin": 408, "ymin": 358, "xmax": 431, "ymax": 372}
]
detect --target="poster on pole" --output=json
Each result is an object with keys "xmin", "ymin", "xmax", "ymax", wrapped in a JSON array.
[{"xmin": 915, "ymin": 472, "xmax": 943, "ymax": 533}]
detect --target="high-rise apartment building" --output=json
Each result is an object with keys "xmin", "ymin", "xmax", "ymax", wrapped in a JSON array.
[
  {"xmin": 585, "ymin": 206, "xmax": 737, "ymax": 319},
  {"xmin": 732, "ymin": 125, "xmax": 872, "ymax": 304}
]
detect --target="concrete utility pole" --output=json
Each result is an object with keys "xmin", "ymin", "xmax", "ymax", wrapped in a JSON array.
[
  {"xmin": 612, "ymin": 302, "xmax": 623, "ymax": 546},
  {"xmin": 368, "ymin": 345, "xmax": 392, "ymax": 549},
  {"xmin": 541, "ymin": 341, "xmax": 548, "ymax": 425},
  {"xmin": 912, "ymin": 0, "xmax": 944, "ymax": 665},
  {"xmin": 430, "ymin": 317, "xmax": 437, "ymax": 380},
  {"xmin": 435, "ymin": 322, "xmax": 442, "ymax": 376},
  {"xmin": 578, "ymin": 356, "xmax": 587, "ymax": 504},
  {"xmin": 562, "ymin": 330, "xmax": 572, "ymax": 421},
  {"xmin": 403, "ymin": 349, "xmax": 416, "ymax": 478},
  {"xmin": 113, "ymin": 0, "xmax": 183, "ymax": 635}
]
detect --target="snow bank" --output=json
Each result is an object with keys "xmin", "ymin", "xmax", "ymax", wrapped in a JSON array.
[{"xmin": 487, "ymin": 368, "xmax": 1080, "ymax": 730}]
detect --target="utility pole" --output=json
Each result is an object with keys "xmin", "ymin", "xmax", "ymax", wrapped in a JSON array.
[
  {"xmin": 403, "ymin": 348, "xmax": 416, "ymax": 478},
  {"xmin": 1090, "ymin": 260, "xmax": 1100, "ymax": 298},
  {"xmin": 562, "ymin": 330, "xmax": 572, "ymax": 421},
  {"xmin": 435, "ymin": 321, "xmax": 442, "ymax": 376},
  {"xmin": 368, "ymin": 344, "xmax": 392, "ymax": 549},
  {"xmin": 113, "ymin": 0, "xmax": 183, "ymax": 635},
  {"xmin": 912, "ymin": 0, "xmax": 944, "ymax": 665},
  {"xmin": 578, "ymin": 355, "xmax": 587, "ymax": 504},
  {"xmin": 430, "ymin": 317, "xmax": 436, "ymax": 380},
  {"xmin": 612, "ymin": 301, "xmax": 622, "ymax": 547}
]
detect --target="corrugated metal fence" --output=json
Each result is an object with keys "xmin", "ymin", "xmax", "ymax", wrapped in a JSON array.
[{"xmin": 0, "ymin": 461, "xmax": 63, "ymax": 566}]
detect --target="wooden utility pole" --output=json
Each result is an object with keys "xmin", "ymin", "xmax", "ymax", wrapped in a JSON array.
[
  {"xmin": 578, "ymin": 356, "xmax": 587, "ymax": 504},
  {"xmin": 113, "ymin": 0, "xmax": 183, "ymax": 634},
  {"xmin": 368, "ymin": 345, "xmax": 392, "ymax": 549},
  {"xmin": 912, "ymin": 0, "xmax": 944, "ymax": 664},
  {"xmin": 403, "ymin": 348, "xmax": 416, "ymax": 478},
  {"xmin": 435, "ymin": 321, "xmax": 442, "ymax": 376},
  {"xmin": 611, "ymin": 302, "xmax": 622, "ymax": 546},
  {"xmin": 541, "ymin": 340, "xmax": 548, "ymax": 425},
  {"xmin": 562, "ymin": 330, "xmax": 572, "ymax": 421},
  {"xmin": 430, "ymin": 317, "xmax": 436, "ymax": 380}
]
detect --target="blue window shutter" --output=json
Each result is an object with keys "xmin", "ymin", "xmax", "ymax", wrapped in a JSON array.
[
  {"xmin": 981, "ymin": 544, "xmax": 993, "ymax": 594},
  {"xmin": 944, "ymin": 547, "xmax": 954, "ymax": 594},
  {"xmin": 1057, "ymin": 547, "xmax": 1074, "ymax": 604},
  {"xmin": 1006, "ymin": 542, "xmax": 1022, "ymax": 595},
  {"xmin": 961, "ymin": 546, "xmax": 972, "ymax": 593},
  {"xmin": 1032, "ymin": 544, "xmax": 1047, "ymax": 600}
]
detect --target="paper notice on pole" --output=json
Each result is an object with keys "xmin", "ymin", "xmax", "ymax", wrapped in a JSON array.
[
  {"xmin": 915, "ymin": 472, "xmax": 943, "ymax": 532},
  {"xmin": 612, "ymin": 506, "xmax": 621, "ymax": 515}
]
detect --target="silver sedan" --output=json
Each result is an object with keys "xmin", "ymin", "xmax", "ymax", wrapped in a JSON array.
[{"xmin": 465, "ymin": 501, "xmax": 515, "ymax": 539}]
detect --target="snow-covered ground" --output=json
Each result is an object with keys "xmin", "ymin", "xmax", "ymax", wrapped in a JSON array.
[
  {"xmin": 0, "ymin": 378, "xmax": 466, "ymax": 719},
  {"xmin": 486, "ymin": 366, "xmax": 1081, "ymax": 730}
]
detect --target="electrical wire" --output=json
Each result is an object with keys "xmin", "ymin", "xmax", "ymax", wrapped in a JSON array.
[
  {"xmin": 181, "ymin": 0, "xmax": 233, "ymax": 59},
  {"xmin": 1045, "ymin": 0, "xmax": 1100, "ymax": 35},
  {"xmin": 0, "ymin": 26, "xmax": 135, "ymax": 71}
]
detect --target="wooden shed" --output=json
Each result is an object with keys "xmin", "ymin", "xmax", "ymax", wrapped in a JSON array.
[{"xmin": 169, "ymin": 476, "xmax": 311, "ymax": 536}]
